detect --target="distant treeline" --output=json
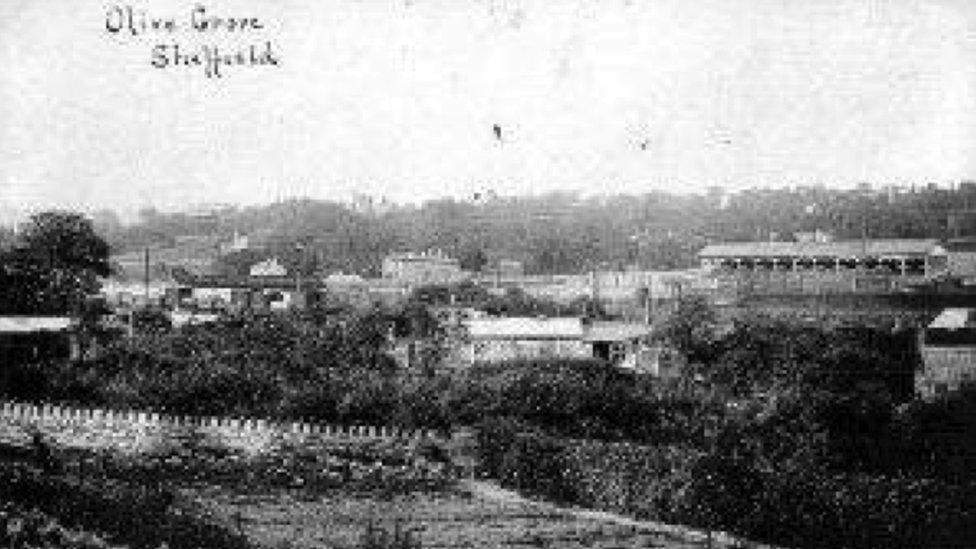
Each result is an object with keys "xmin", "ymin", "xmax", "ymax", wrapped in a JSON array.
[{"xmin": 91, "ymin": 184, "xmax": 976, "ymax": 275}]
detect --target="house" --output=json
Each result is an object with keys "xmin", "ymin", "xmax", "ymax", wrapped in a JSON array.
[
  {"xmin": 101, "ymin": 279, "xmax": 173, "ymax": 309},
  {"xmin": 320, "ymin": 272, "xmax": 372, "ymax": 310},
  {"xmin": 463, "ymin": 317, "xmax": 590, "ymax": 363},
  {"xmin": 944, "ymin": 238, "xmax": 976, "ymax": 279},
  {"xmin": 219, "ymin": 231, "xmax": 250, "ymax": 255},
  {"xmin": 918, "ymin": 308, "xmax": 976, "ymax": 399},
  {"xmin": 460, "ymin": 316, "xmax": 658, "ymax": 372},
  {"xmin": 483, "ymin": 259, "xmax": 525, "ymax": 282},
  {"xmin": 175, "ymin": 272, "xmax": 318, "ymax": 312},
  {"xmin": 249, "ymin": 257, "xmax": 288, "ymax": 277},
  {"xmin": 793, "ymin": 230, "xmax": 834, "ymax": 244},
  {"xmin": 381, "ymin": 251, "xmax": 466, "ymax": 286},
  {"xmin": 0, "ymin": 316, "xmax": 78, "ymax": 364}
]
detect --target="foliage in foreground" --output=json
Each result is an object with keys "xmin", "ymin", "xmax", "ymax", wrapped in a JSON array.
[
  {"xmin": 5, "ymin": 295, "xmax": 975, "ymax": 549},
  {"xmin": 0, "ymin": 499, "xmax": 127, "ymax": 549},
  {"xmin": 0, "ymin": 457, "xmax": 252, "ymax": 549}
]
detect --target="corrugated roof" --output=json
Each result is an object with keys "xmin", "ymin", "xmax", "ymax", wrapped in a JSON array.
[
  {"xmin": 465, "ymin": 317, "xmax": 584, "ymax": 339},
  {"xmin": 699, "ymin": 239, "xmax": 945, "ymax": 259},
  {"xmin": 0, "ymin": 317, "xmax": 72, "ymax": 333},
  {"xmin": 928, "ymin": 308, "xmax": 976, "ymax": 329}
]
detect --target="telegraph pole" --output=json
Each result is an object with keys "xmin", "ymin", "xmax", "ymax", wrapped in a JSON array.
[{"xmin": 144, "ymin": 247, "xmax": 150, "ymax": 305}]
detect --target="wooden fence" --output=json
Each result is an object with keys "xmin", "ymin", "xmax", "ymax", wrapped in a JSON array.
[{"xmin": 0, "ymin": 400, "xmax": 443, "ymax": 456}]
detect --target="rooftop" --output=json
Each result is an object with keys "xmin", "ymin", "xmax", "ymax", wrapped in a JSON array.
[
  {"xmin": 465, "ymin": 317, "xmax": 584, "ymax": 340},
  {"xmin": 928, "ymin": 308, "xmax": 976, "ymax": 330},
  {"xmin": 464, "ymin": 317, "xmax": 652, "ymax": 341},
  {"xmin": 0, "ymin": 317, "xmax": 72, "ymax": 333},
  {"xmin": 699, "ymin": 239, "xmax": 946, "ymax": 259}
]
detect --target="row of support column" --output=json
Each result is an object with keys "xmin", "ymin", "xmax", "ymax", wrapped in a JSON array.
[{"xmin": 716, "ymin": 256, "xmax": 928, "ymax": 276}]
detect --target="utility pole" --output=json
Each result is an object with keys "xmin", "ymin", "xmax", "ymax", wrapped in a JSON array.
[
  {"xmin": 144, "ymin": 247, "xmax": 150, "ymax": 305},
  {"xmin": 294, "ymin": 243, "xmax": 304, "ymax": 308},
  {"xmin": 861, "ymin": 211, "xmax": 868, "ymax": 257}
]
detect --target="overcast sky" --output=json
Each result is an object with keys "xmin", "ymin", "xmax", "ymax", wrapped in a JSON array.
[{"xmin": 1, "ymin": 0, "xmax": 974, "ymax": 219}]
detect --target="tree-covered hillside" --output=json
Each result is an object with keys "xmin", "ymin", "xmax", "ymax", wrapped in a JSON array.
[{"xmin": 95, "ymin": 183, "xmax": 976, "ymax": 275}]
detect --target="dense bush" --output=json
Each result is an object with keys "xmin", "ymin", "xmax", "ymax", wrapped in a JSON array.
[
  {"xmin": 887, "ymin": 383, "xmax": 976, "ymax": 481},
  {"xmin": 465, "ymin": 317, "xmax": 974, "ymax": 549},
  {"xmin": 666, "ymin": 457, "xmax": 976, "ymax": 549},
  {"xmin": 7, "ymin": 311, "xmax": 402, "ymax": 423},
  {"xmin": 475, "ymin": 415, "xmax": 976, "ymax": 549},
  {"xmin": 454, "ymin": 359, "xmax": 724, "ymax": 444},
  {"xmin": 0, "ymin": 460, "xmax": 252, "ymax": 549}
]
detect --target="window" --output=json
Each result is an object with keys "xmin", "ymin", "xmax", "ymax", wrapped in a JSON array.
[{"xmin": 609, "ymin": 342, "xmax": 627, "ymax": 363}]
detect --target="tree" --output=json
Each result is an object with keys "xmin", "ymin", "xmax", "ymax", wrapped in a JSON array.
[
  {"xmin": 0, "ymin": 211, "xmax": 111, "ymax": 315},
  {"xmin": 458, "ymin": 246, "xmax": 488, "ymax": 272},
  {"xmin": 566, "ymin": 295, "xmax": 609, "ymax": 319},
  {"xmin": 661, "ymin": 295, "xmax": 719, "ymax": 365}
]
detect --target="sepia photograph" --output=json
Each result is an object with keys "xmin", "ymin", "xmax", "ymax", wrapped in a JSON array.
[{"xmin": 1, "ymin": 0, "xmax": 975, "ymax": 547}]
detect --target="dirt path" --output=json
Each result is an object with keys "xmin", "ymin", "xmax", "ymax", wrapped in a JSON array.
[
  {"xmin": 456, "ymin": 480, "xmax": 779, "ymax": 549},
  {"xmin": 187, "ymin": 481, "xmax": 784, "ymax": 549}
]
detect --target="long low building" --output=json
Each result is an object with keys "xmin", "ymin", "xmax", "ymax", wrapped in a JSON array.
[
  {"xmin": 460, "ymin": 316, "xmax": 663, "ymax": 374},
  {"xmin": 699, "ymin": 239, "xmax": 949, "ymax": 277}
]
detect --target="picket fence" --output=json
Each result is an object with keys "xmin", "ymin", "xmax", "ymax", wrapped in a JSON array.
[{"xmin": 0, "ymin": 400, "xmax": 443, "ymax": 456}]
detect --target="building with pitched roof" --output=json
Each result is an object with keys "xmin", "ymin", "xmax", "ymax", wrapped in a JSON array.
[
  {"xmin": 381, "ymin": 251, "xmax": 466, "ymax": 286},
  {"xmin": 249, "ymin": 257, "xmax": 288, "ymax": 277},
  {"xmin": 918, "ymin": 308, "xmax": 976, "ymax": 399}
]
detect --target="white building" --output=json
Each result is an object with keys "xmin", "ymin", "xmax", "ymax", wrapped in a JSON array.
[
  {"xmin": 219, "ymin": 231, "xmax": 250, "ymax": 255},
  {"xmin": 460, "ymin": 316, "xmax": 660, "ymax": 373},
  {"xmin": 381, "ymin": 251, "xmax": 466, "ymax": 286},
  {"xmin": 249, "ymin": 257, "xmax": 288, "ymax": 277}
]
